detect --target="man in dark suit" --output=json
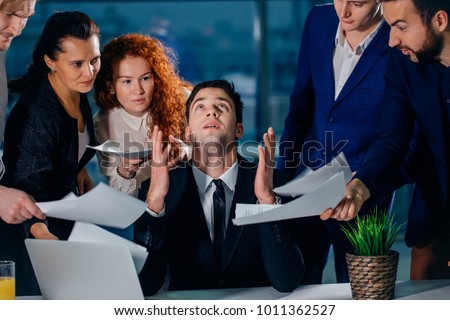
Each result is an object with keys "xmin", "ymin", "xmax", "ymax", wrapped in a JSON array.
[
  {"xmin": 0, "ymin": 0, "xmax": 45, "ymax": 297},
  {"xmin": 0, "ymin": 1, "xmax": 43, "ymax": 223},
  {"xmin": 135, "ymin": 80, "xmax": 304, "ymax": 296},
  {"xmin": 276, "ymin": 1, "xmax": 393, "ymax": 283},
  {"xmin": 324, "ymin": 0, "xmax": 450, "ymax": 280}
]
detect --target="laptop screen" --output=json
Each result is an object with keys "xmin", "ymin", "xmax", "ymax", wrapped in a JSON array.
[{"xmin": 25, "ymin": 239, "xmax": 144, "ymax": 300}]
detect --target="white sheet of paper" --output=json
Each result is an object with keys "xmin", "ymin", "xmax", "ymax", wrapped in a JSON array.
[
  {"xmin": 36, "ymin": 183, "xmax": 146, "ymax": 228},
  {"xmin": 87, "ymin": 140, "xmax": 152, "ymax": 160},
  {"xmin": 273, "ymin": 152, "xmax": 352, "ymax": 196},
  {"xmin": 68, "ymin": 222, "xmax": 148, "ymax": 273},
  {"xmin": 232, "ymin": 171, "xmax": 346, "ymax": 226}
]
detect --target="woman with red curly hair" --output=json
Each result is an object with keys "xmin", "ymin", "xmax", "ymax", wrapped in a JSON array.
[{"xmin": 94, "ymin": 33, "xmax": 191, "ymax": 198}]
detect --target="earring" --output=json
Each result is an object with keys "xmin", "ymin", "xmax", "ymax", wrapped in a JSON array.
[{"xmin": 50, "ymin": 68, "xmax": 55, "ymax": 73}]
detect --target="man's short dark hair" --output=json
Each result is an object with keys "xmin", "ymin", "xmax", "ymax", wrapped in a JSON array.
[
  {"xmin": 382, "ymin": 0, "xmax": 450, "ymax": 26},
  {"xmin": 185, "ymin": 79, "xmax": 244, "ymax": 124}
]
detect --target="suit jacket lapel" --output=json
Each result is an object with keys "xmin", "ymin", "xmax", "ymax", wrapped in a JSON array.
[
  {"xmin": 171, "ymin": 166, "xmax": 217, "ymax": 267},
  {"xmin": 334, "ymin": 22, "xmax": 389, "ymax": 106},
  {"xmin": 320, "ymin": 17, "xmax": 339, "ymax": 103}
]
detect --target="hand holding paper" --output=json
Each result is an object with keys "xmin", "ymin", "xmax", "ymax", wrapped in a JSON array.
[
  {"xmin": 273, "ymin": 152, "xmax": 352, "ymax": 196},
  {"xmin": 320, "ymin": 177, "xmax": 371, "ymax": 222},
  {"xmin": 36, "ymin": 183, "xmax": 146, "ymax": 228},
  {"xmin": 233, "ymin": 152, "xmax": 352, "ymax": 226},
  {"xmin": 233, "ymin": 171, "xmax": 347, "ymax": 226}
]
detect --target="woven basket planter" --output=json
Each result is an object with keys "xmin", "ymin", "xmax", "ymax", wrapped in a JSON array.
[{"xmin": 346, "ymin": 250, "xmax": 399, "ymax": 300}]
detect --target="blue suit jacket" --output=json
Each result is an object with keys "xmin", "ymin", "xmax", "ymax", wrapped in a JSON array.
[
  {"xmin": 356, "ymin": 48, "xmax": 450, "ymax": 247},
  {"xmin": 135, "ymin": 159, "xmax": 304, "ymax": 296},
  {"xmin": 277, "ymin": 4, "xmax": 390, "ymax": 177}
]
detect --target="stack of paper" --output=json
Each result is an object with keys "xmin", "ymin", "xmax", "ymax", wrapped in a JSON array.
[{"xmin": 232, "ymin": 152, "xmax": 352, "ymax": 226}]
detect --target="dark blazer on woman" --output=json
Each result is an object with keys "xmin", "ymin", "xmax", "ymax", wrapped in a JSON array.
[
  {"xmin": 135, "ymin": 159, "xmax": 304, "ymax": 296},
  {"xmin": 0, "ymin": 75, "xmax": 95, "ymax": 295}
]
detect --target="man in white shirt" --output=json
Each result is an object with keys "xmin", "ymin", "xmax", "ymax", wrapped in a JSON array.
[
  {"xmin": 0, "ymin": 0, "xmax": 43, "ymax": 224},
  {"xmin": 135, "ymin": 79, "xmax": 304, "ymax": 296},
  {"xmin": 277, "ymin": 0, "xmax": 393, "ymax": 283}
]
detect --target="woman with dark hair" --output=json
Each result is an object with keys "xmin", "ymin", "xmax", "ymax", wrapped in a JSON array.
[
  {"xmin": 2, "ymin": 11, "xmax": 101, "ymax": 242},
  {"xmin": 94, "ymin": 33, "xmax": 190, "ymax": 198}
]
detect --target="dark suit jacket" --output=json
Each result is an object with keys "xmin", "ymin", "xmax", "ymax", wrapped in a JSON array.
[
  {"xmin": 0, "ymin": 75, "xmax": 95, "ymax": 295},
  {"xmin": 277, "ymin": 4, "xmax": 390, "ymax": 176},
  {"xmin": 135, "ymin": 159, "xmax": 304, "ymax": 296},
  {"xmin": 356, "ymin": 48, "xmax": 450, "ymax": 247},
  {"xmin": 1, "ymin": 75, "xmax": 96, "ymax": 239}
]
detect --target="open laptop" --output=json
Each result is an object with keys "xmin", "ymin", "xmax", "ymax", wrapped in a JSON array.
[{"xmin": 25, "ymin": 239, "xmax": 145, "ymax": 300}]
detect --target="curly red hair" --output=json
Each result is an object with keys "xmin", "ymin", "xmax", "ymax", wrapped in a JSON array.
[{"xmin": 94, "ymin": 33, "xmax": 190, "ymax": 141}]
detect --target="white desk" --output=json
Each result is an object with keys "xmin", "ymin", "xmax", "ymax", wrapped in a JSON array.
[
  {"xmin": 149, "ymin": 280, "xmax": 450, "ymax": 300},
  {"xmin": 19, "ymin": 280, "xmax": 450, "ymax": 300}
]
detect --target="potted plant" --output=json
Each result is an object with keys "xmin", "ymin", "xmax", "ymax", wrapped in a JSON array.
[{"xmin": 341, "ymin": 208, "xmax": 404, "ymax": 300}]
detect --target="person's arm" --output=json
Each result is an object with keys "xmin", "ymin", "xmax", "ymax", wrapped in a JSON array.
[
  {"xmin": 322, "ymin": 49, "xmax": 416, "ymax": 221},
  {"xmin": 0, "ymin": 185, "xmax": 45, "ymax": 224},
  {"xmin": 77, "ymin": 166, "xmax": 93, "ymax": 195},
  {"xmin": 146, "ymin": 126, "xmax": 170, "ymax": 213},
  {"xmin": 134, "ymin": 127, "xmax": 172, "ymax": 295},
  {"xmin": 258, "ymin": 220, "xmax": 304, "ymax": 292},
  {"xmin": 2, "ymin": 100, "xmax": 59, "ymax": 238},
  {"xmin": 254, "ymin": 127, "xmax": 277, "ymax": 204},
  {"xmin": 94, "ymin": 110, "xmax": 143, "ymax": 197},
  {"xmin": 354, "ymin": 49, "xmax": 416, "ymax": 199},
  {"xmin": 255, "ymin": 127, "xmax": 304, "ymax": 291},
  {"xmin": 29, "ymin": 222, "xmax": 58, "ymax": 240},
  {"xmin": 135, "ymin": 211, "xmax": 168, "ymax": 296},
  {"xmin": 320, "ymin": 178, "xmax": 371, "ymax": 222},
  {"xmin": 276, "ymin": 8, "xmax": 316, "ymax": 178}
]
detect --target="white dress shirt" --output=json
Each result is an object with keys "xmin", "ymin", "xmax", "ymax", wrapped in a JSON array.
[
  {"xmin": 147, "ymin": 161, "xmax": 239, "ymax": 243},
  {"xmin": 333, "ymin": 20, "xmax": 384, "ymax": 100},
  {"xmin": 94, "ymin": 107, "xmax": 151, "ymax": 197},
  {"xmin": 191, "ymin": 161, "xmax": 238, "ymax": 242}
]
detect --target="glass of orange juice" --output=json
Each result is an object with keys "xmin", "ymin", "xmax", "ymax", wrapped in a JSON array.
[{"xmin": 0, "ymin": 261, "xmax": 15, "ymax": 300}]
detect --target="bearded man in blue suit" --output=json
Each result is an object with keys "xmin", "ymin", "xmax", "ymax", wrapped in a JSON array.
[
  {"xmin": 277, "ymin": 1, "xmax": 393, "ymax": 283},
  {"xmin": 325, "ymin": 0, "xmax": 450, "ymax": 281}
]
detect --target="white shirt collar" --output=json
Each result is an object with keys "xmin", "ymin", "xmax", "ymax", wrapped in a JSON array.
[
  {"xmin": 335, "ymin": 19, "xmax": 384, "ymax": 55},
  {"xmin": 115, "ymin": 107, "xmax": 148, "ymax": 132},
  {"xmin": 192, "ymin": 160, "xmax": 239, "ymax": 193}
]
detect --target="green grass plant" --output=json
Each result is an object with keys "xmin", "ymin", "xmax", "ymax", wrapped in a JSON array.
[{"xmin": 341, "ymin": 208, "xmax": 404, "ymax": 256}]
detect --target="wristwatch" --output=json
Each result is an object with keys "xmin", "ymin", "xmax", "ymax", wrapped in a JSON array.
[{"xmin": 257, "ymin": 195, "xmax": 282, "ymax": 205}]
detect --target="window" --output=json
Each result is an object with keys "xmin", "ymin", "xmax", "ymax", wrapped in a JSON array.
[{"xmin": 6, "ymin": 0, "xmax": 325, "ymax": 184}]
